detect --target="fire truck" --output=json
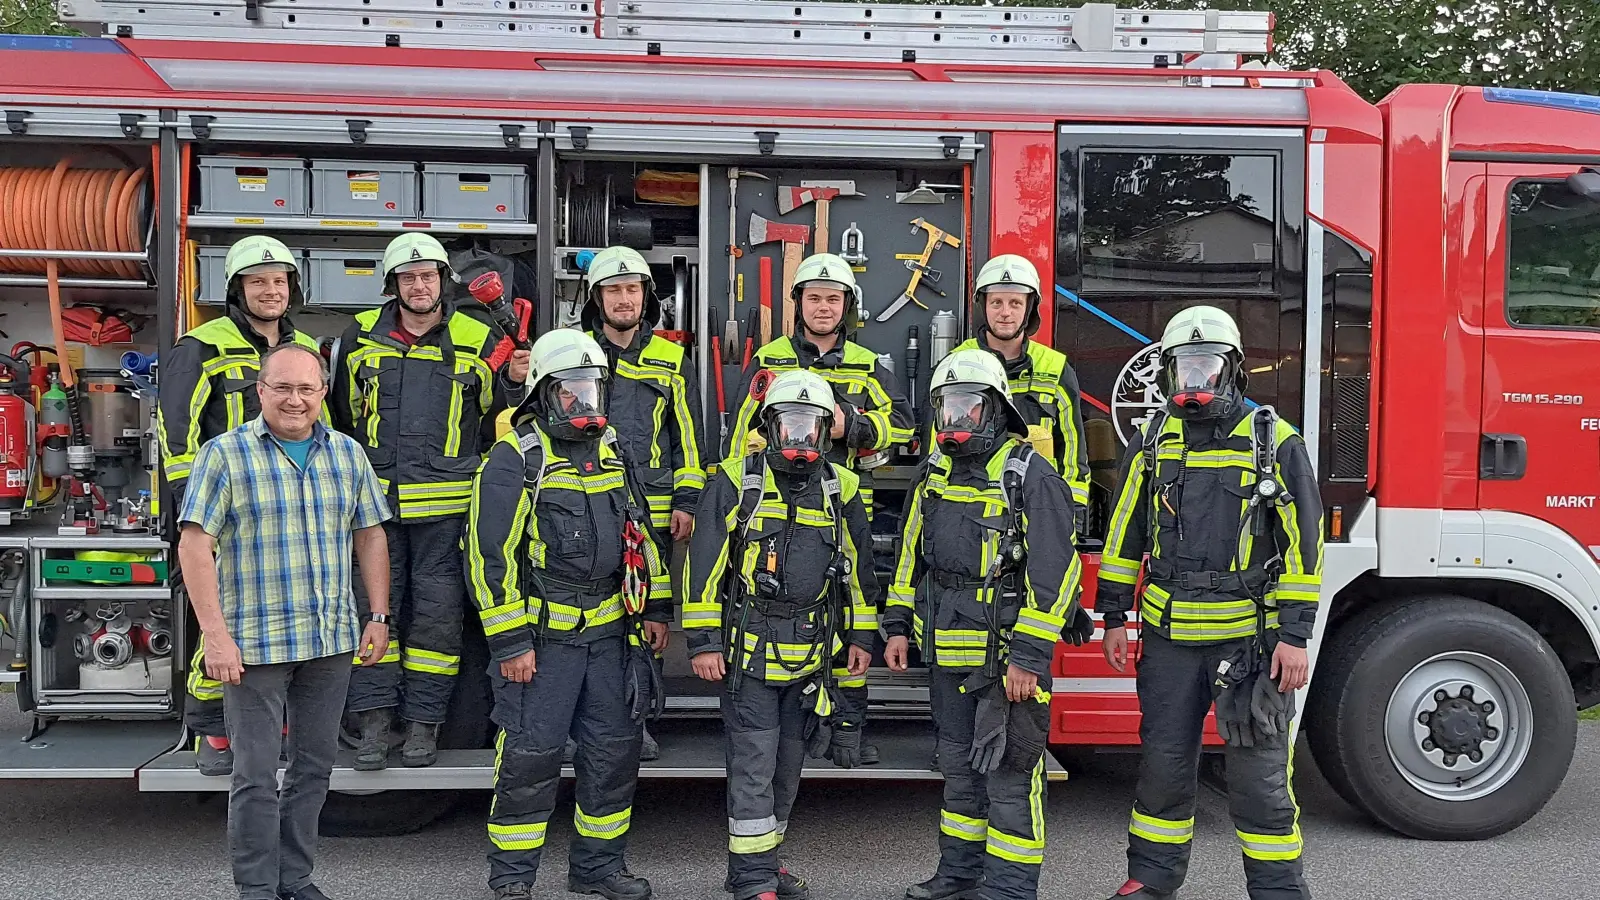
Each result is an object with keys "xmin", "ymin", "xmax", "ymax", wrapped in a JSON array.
[{"xmin": 0, "ymin": 0, "xmax": 1596, "ymax": 844}]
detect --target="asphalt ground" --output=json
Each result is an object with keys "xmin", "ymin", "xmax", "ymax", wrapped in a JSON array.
[{"xmin": 1, "ymin": 698, "xmax": 1592, "ymax": 900}]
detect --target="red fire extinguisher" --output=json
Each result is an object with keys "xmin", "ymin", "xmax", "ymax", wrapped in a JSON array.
[{"xmin": 0, "ymin": 353, "xmax": 36, "ymax": 511}]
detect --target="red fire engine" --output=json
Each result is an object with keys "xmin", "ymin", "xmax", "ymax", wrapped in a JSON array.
[{"xmin": 0, "ymin": 0, "xmax": 1595, "ymax": 843}]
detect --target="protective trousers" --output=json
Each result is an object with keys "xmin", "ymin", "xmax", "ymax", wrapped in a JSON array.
[
  {"xmin": 930, "ymin": 668, "xmax": 1046, "ymax": 900},
  {"xmin": 1126, "ymin": 632, "xmax": 1307, "ymax": 900},
  {"xmin": 723, "ymin": 678, "xmax": 808, "ymax": 899},
  {"xmin": 487, "ymin": 636, "xmax": 641, "ymax": 891},
  {"xmin": 347, "ymin": 518, "xmax": 464, "ymax": 723},
  {"xmin": 186, "ymin": 634, "xmax": 226, "ymax": 738}
]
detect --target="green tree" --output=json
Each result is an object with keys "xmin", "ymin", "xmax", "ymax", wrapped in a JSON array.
[{"xmin": 1, "ymin": 0, "xmax": 76, "ymax": 34}]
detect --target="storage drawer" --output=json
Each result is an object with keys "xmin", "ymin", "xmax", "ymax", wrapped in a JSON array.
[
  {"xmin": 421, "ymin": 162, "xmax": 529, "ymax": 221},
  {"xmin": 196, "ymin": 155, "xmax": 307, "ymax": 216},
  {"xmin": 305, "ymin": 249, "xmax": 386, "ymax": 308},
  {"xmin": 309, "ymin": 159, "xmax": 420, "ymax": 218}
]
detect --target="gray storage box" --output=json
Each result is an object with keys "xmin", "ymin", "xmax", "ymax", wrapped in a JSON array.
[
  {"xmin": 195, "ymin": 245, "xmax": 230, "ymax": 306},
  {"xmin": 309, "ymin": 159, "xmax": 420, "ymax": 219},
  {"xmin": 305, "ymin": 249, "xmax": 386, "ymax": 308},
  {"xmin": 196, "ymin": 156, "xmax": 307, "ymax": 217},
  {"xmin": 421, "ymin": 162, "xmax": 529, "ymax": 221}
]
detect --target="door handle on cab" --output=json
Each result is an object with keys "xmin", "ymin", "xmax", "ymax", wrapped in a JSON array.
[{"xmin": 1480, "ymin": 433, "xmax": 1527, "ymax": 480}]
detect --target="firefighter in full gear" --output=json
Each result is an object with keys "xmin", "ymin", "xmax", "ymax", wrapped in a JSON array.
[
  {"xmin": 466, "ymin": 328, "xmax": 671, "ymax": 900},
  {"xmin": 684, "ymin": 369, "xmax": 879, "ymax": 900},
  {"xmin": 727, "ymin": 252, "xmax": 913, "ymax": 766},
  {"xmin": 581, "ymin": 245, "xmax": 705, "ymax": 761},
  {"xmin": 158, "ymin": 234, "xmax": 321, "ymax": 777},
  {"xmin": 884, "ymin": 348, "xmax": 1089, "ymax": 900},
  {"xmin": 330, "ymin": 232, "xmax": 531, "ymax": 771},
  {"xmin": 1096, "ymin": 305, "xmax": 1322, "ymax": 900},
  {"xmin": 946, "ymin": 254, "xmax": 1090, "ymax": 530}
]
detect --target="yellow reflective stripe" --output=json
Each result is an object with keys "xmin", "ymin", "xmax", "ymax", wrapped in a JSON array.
[
  {"xmin": 940, "ymin": 810, "xmax": 987, "ymax": 842},
  {"xmin": 681, "ymin": 602, "xmax": 721, "ymax": 629},
  {"xmin": 574, "ymin": 805, "xmax": 631, "ymax": 839},
  {"xmin": 1237, "ymin": 827, "xmax": 1303, "ymax": 861},
  {"xmin": 402, "ymin": 647, "xmax": 461, "ymax": 675},
  {"xmin": 1101, "ymin": 448, "xmax": 1146, "ymax": 569},
  {"xmin": 489, "ymin": 821, "xmax": 548, "ymax": 850},
  {"xmin": 164, "ymin": 457, "xmax": 194, "ymax": 483},
  {"xmin": 187, "ymin": 640, "xmax": 225, "ymax": 700},
  {"xmin": 1168, "ymin": 598, "xmax": 1257, "ymax": 619},
  {"xmin": 891, "ymin": 486, "xmax": 925, "ymax": 600},
  {"xmin": 1130, "ymin": 809, "xmax": 1194, "ymax": 844},
  {"xmin": 985, "ymin": 826, "xmax": 1044, "ymax": 865},
  {"xmin": 398, "ymin": 499, "xmax": 471, "ymax": 519},
  {"xmin": 398, "ymin": 481, "xmax": 475, "ymax": 499},
  {"xmin": 1270, "ymin": 589, "xmax": 1321, "ymax": 603},
  {"xmin": 1099, "ymin": 555, "xmax": 1140, "ymax": 584},
  {"xmin": 352, "ymin": 644, "xmax": 400, "ymax": 665},
  {"xmin": 533, "ymin": 599, "xmax": 584, "ymax": 629},
  {"xmin": 729, "ymin": 833, "xmax": 781, "ymax": 853},
  {"xmin": 480, "ymin": 600, "xmax": 527, "ymax": 637},
  {"xmin": 935, "ymin": 629, "xmax": 989, "ymax": 647},
  {"xmin": 674, "ymin": 468, "xmax": 706, "ymax": 491},
  {"xmin": 729, "ymin": 814, "xmax": 781, "ymax": 854},
  {"xmin": 1013, "ymin": 607, "xmax": 1065, "ymax": 644}
]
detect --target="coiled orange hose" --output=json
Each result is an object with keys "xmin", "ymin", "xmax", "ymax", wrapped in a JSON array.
[{"xmin": 0, "ymin": 163, "xmax": 148, "ymax": 281}]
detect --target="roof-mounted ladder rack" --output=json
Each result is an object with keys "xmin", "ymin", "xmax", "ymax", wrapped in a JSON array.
[{"xmin": 56, "ymin": 0, "xmax": 1273, "ymax": 67}]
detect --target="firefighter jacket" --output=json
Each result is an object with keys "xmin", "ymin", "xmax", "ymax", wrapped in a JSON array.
[
  {"xmin": 330, "ymin": 301, "xmax": 522, "ymax": 522},
  {"xmin": 951, "ymin": 336, "xmax": 1090, "ymax": 511},
  {"xmin": 727, "ymin": 336, "xmax": 914, "ymax": 472},
  {"xmin": 589, "ymin": 327, "xmax": 705, "ymax": 532},
  {"xmin": 885, "ymin": 439, "xmax": 1084, "ymax": 678},
  {"xmin": 157, "ymin": 307, "xmax": 320, "ymax": 504},
  {"xmin": 465, "ymin": 423, "xmax": 672, "ymax": 663},
  {"xmin": 681, "ymin": 453, "xmax": 879, "ymax": 683},
  {"xmin": 1096, "ymin": 406, "xmax": 1324, "ymax": 647}
]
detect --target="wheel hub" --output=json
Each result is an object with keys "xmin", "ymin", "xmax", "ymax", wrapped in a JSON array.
[
  {"xmin": 1418, "ymin": 687, "xmax": 1499, "ymax": 764},
  {"xmin": 1384, "ymin": 651, "xmax": 1532, "ymax": 802}
]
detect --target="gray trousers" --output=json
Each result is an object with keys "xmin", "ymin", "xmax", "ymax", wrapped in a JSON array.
[
  {"xmin": 723, "ymin": 678, "xmax": 809, "ymax": 900},
  {"xmin": 223, "ymin": 653, "xmax": 352, "ymax": 900}
]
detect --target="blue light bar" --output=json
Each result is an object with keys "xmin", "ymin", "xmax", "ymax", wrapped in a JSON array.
[{"xmin": 1483, "ymin": 87, "xmax": 1600, "ymax": 115}]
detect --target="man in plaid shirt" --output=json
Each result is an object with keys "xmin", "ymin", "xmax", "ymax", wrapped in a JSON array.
[{"xmin": 178, "ymin": 343, "xmax": 392, "ymax": 900}]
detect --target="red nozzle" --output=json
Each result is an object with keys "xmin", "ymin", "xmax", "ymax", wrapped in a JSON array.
[{"xmin": 469, "ymin": 271, "xmax": 505, "ymax": 305}]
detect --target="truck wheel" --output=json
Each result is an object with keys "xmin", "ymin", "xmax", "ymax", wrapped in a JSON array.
[
  {"xmin": 320, "ymin": 789, "xmax": 459, "ymax": 837},
  {"xmin": 1329, "ymin": 594, "xmax": 1575, "ymax": 840},
  {"xmin": 1305, "ymin": 603, "xmax": 1394, "ymax": 809}
]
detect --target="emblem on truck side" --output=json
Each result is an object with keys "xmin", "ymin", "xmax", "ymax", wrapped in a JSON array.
[{"xmin": 1111, "ymin": 342, "xmax": 1164, "ymax": 445}]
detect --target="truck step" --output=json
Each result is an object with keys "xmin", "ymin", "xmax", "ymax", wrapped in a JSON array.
[
  {"xmin": 136, "ymin": 719, "xmax": 1068, "ymax": 791},
  {"xmin": 0, "ymin": 718, "xmax": 179, "ymax": 779}
]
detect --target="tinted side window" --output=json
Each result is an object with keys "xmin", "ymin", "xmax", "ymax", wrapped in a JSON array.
[
  {"xmin": 1080, "ymin": 152, "xmax": 1278, "ymax": 293},
  {"xmin": 1507, "ymin": 181, "xmax": 1600, "ymax": 328}
]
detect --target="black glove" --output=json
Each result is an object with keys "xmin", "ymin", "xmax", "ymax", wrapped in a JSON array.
[
  {"xmin": 1210, "ymin": 647, "xmax": 1258, "ymax": 749},
  {"xmin": 1002, "ymin": 692, "xmax": 1051, "ymax": 773},
  {"xmin": 803, "ymin": 682, "xmax": 834, "ymax": 759},
  {"xmin": 828, "ymin": 714, "xmax": 863, "ymax": 769},
  {"xmin": 969, "ymin": 682, "xmax": 1010, "ymax": 775},
  {"xmin": 622, "ymin": 640, "xmax": 666, "ymax": 724},
  {"xmin": 1062, "ymin": 605, "xmax": 1095, "ymax": 646},
  {"xmin": 1251, "ymin": 669, "xmax": 1296, "ymax": 746}
]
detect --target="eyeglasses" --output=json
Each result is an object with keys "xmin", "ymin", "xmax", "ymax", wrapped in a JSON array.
[
  {"xmin": 262, "ymin": 381, "xmax": 326, "ymax": 400},
  {"xmin": 396, "ymin": 270, "xmax": 441, "ymax": 287}
]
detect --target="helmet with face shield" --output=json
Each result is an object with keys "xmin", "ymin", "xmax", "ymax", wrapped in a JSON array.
[
  {"xmin": 525, "ymin": 328, "xmax": 611, "ymax": 441},
  {"xmin": 928, "ymin": 349, "xmax": 1027, "ymax": 458},
  {"xmin": 1158, "ymin": 305, "xmax": 1245, "ymax": 420},
  {"xmin": 758, "ymin": 369, "xmax": 835, "ymax": 476}
]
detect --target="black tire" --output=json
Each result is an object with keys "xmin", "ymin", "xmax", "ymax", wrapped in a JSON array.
[
  {"xmin": 1304, "ymin": 603, "xmax": 1394, "ymax": 809},
  {"xmin": 1324, "ymin": 594, "xmax": 1576, "ymax": 840},
  {"xmin": 320, "ymin": 789, "xmax": 458, "ymax": 837}
]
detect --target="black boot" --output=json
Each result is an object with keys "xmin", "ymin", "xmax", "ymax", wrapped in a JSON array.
[
  {"xmin": 1104, "ymin": 881, "xmax": 1176, "ymax": 900},
  {"xmin": 568, "ymin": 870, "xmax": 652, "ymax": 900},
  {"xmin": 493, "ymin": 884, "xmax": 534, "ymax": 900},
  {"xmin": 640, "ymin": 724, "xmax": 660, "ymax": 762},
  {"xmin": 195, "ymin": 737, "xmax": 233, "ymax": 777},
  {"xmin": 776, "ymin": 866, "xmax": 810, "ymax": 900},
  {"xmin": 905, "ymin": 875, "xmax": 982, "ymax": 900},
  {"xmin": 353, "ymin": 709, "xmax": 392, "ymax": 772},
  {"xmin": 400, "ymin": 720, "xmax": 439, "ymax": 768}
]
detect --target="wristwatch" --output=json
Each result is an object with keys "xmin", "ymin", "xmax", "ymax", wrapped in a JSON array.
[{"xmin": 367, "ymin": 613, "xmax": 391, "ymax": 626}]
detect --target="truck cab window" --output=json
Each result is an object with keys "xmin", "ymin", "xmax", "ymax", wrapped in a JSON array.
[
  {"xmin": 1080, "ymin": 152, "xmax": 1278, "ymax": 293},
  {"xmin": 1507, "ymin": 180, "xmax": 1600, "ymax": 328}
]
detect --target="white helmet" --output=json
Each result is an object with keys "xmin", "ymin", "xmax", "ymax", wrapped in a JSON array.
[
  {"xmin": 1158, "ymin": 305, "xmax": 1245, "ymax": 420},
  {"xmin": 929, "ymin": 348, "xmax": 1027, "ymax": 456},
  {"xmin": 525, "ymin": 328, "xmax": 611, "ymax": 440},
  {"xmin": 973, "ymin": 254, "xmax": 1043, "ymax": 337},
  {"xmin": 760, "ymin": 369, "xmax": 835, "ymax": 475}
]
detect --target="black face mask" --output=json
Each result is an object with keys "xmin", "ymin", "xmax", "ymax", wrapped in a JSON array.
[
  {"xmin": 763, "ymin": 404, "xmax": 831, "ymax": 475},
  {"xmin": 538, "ymin": 368, "xmax": 609, "ymax": 441},
  {"xmin": 933, "ymin": 387, "xmax": 1001, "ymax": 457},
  {"xmin": 1161, "ymin": 343, "xmax": 1241, "ymax": 420}
]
